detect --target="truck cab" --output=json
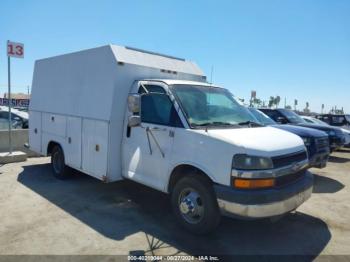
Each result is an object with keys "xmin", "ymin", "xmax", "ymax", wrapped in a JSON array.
[{"xmin": 122, "ymin": 80, "xmax": 312, "ymax": 233}]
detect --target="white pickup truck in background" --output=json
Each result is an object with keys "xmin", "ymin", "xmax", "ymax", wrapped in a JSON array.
[{"xmin": 29, "ymin": 45, "xmax": 313, "ymax": 234}]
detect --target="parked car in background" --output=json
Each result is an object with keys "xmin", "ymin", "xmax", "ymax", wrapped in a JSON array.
[
  {"xmin": 302, "ymin": 115, "xmax": 350, "ymax": 147},
  {"xmin": 14, "ymin": 107, "xmax": 29, "ymax": 112},
  {"xmin": 301, "ymin": 115, "xmax": 327, "ymax": 125},
  {"xmin": 248, "ymin": 108, "xmax": 330, "ymax": 168},
  {"xmin": 259, "ymin": 108, "xmax": 345, "ymax": 152},
  {"xmin": 316, "ymin": 114, "xmax": 350, "ymax": 131},
  {"xmin": 0, "ymin": 106, "xmax": 29, "ymax": 129},
  {"xmin": 0, "ymin": 118, "xmax": 23, "ymax": 130}
]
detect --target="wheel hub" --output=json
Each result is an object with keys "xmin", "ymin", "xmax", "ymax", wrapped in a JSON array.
[
  {"xmin": 180, "ymin": 197, "xmax": 195, "ymax": 214},
  {"xmin": 178, "ymin": 190, "xmax": 203, "ymax": 224}
]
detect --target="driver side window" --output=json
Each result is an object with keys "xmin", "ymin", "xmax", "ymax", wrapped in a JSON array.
[{"xmin": 138, "ymin": 85, "xmax": 183, "ymax": 127}]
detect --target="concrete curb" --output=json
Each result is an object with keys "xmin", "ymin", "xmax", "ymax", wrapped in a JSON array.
[{"xmin": 0, "ymin": 151, "xmax": 27, "ymax": 164}]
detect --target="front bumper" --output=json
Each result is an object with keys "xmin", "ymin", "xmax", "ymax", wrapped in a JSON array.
[
  {"xmin": 214, "ymin": 171, "xmax": 313, "ymax": 219},
  {"xmin": 329, "ymin": 136, "xmax": 346, "ymax": 150},
  {"xmin": 309, "ymin": 151, "xmax": 329, "ymax": 168}
]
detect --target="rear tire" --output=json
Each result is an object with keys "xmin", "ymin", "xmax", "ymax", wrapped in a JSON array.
[
  {"xmin": 171, "ymin": 175, "xmax": 221, "ymax": 234},
  {"xmin": 51, "ymin": 145, "xmax": 71, "ymax": 179}
]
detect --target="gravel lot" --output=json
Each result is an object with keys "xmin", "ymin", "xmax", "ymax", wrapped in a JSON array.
[{"xmin": 0, "ymin": 149, "xmax": 349, "ymax": 258}]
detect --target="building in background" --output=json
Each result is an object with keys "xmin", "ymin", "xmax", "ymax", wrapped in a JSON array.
[
  {"xmin": 3, "ymin": 92, "xmax": 30, "ymax": 100},
  {"xmin": 1, "ymin": 93, "xmax": 30, "ymax": 108}
]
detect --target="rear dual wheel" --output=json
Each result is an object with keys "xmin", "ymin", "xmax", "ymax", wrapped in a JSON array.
[{"xmin": 51, "ymin": 145, "xmax": 71, "ymax": 179}]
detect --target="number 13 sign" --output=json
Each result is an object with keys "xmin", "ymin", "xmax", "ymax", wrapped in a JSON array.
[{"xmin": 7, "ymin": 41, "xmax": 24, "ymax": 58}]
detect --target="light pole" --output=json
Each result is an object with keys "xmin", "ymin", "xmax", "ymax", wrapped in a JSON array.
[{"xmin": 7, "ymin": 44, "xmax": 12, "ymax": 154}]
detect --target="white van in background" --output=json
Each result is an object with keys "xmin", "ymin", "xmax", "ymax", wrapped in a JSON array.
[{"xmin": 29, "ymin": 45, "xmax": 313, "ymax": 233}]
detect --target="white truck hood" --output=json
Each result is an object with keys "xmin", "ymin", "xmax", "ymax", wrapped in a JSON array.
[{"xmin": 206, "ymin": 126, "xmax": 305, "ymax": 157}]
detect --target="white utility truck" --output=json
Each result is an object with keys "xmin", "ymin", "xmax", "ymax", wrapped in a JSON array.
[{"xmin": 29, "ymin": 45, "xmax": 313, "ymax": 234}]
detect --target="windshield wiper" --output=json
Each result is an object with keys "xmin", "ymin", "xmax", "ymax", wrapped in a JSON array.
[
  {"xmin": 193, "ymin": 121, "xmax": 236, "ymax": 127},
  {"xmin": 238, "ymin": 121, "xmax": 263, "ymax": 127}
]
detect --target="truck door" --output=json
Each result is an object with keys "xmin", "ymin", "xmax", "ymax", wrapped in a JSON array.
[{"xmin": 122, "ymin": 84, "xmax": 183, "ymax": 191}]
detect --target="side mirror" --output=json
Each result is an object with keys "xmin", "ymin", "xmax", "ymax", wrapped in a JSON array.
[
  {"xmin": 127, "ymin": 94, "xmax": 141, "ymax": 113},
  {"xmin": 276, "ymin": 117, "xmax": 287, "ymax": 124},
  {"xmin": 128, "ymin": 115, "xmax": 141, "ymax": 127}
]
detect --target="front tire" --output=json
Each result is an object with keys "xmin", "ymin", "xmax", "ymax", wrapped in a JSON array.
[
  {"xmin": 171, "ymin": 175, "xmax": 221, "ymax": 234},
  {"xmin": 51, "ymin": 145, "xmax": 71, "ymax": 179}
]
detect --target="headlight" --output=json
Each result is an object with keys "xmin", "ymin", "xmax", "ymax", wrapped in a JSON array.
[
  {"xmin": 302, "ymin": 137, "xmax": 312, "ymax": 146},
  {"xmin": 327, "ymin": 130, "xmax": 335, "ymax": 136},
  {"xmin": 336, "ymin": 129, "xmax": 345, "ymax": 136},
  {"xmin": 233, "ymin": 154, "xmax": 273, "ymax": 170}
]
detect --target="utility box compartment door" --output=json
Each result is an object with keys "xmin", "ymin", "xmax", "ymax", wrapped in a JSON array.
[
  {"xmin": 29, "ymin": 111, "xmax": 42, "ymax": 154},
  {"xmin": 82, "ymin": 119, "xmax": 109, "ymax": 179},
  {"xmin": 42, "ymin": 113, "xmax": 66, "ymax": 137},
  {"xmin": 66, "ymin": 117, "xmax": 82, "ymax": 169}
]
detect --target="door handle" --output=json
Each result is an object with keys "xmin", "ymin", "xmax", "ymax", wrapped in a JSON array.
[{"xmin": 149, "ymin": 126, "xmax": 167, "ymax": 131}]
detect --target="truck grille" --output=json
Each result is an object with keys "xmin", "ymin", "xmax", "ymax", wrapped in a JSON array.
[
  {"xmin": 272, "ymin": 151, "xmax": 307, "ymax": 169},
  {"xmin": 275, "ymin": 170, "xmax": 306, "ymax": 187},
  {"xmin": 315, "ymin": 137, "xmax": 329, "ymax": 152}
]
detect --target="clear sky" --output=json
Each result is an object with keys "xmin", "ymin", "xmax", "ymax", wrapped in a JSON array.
[{"xmin": 0, "ymin": 0, "xmax": 349, "ymax": 113}]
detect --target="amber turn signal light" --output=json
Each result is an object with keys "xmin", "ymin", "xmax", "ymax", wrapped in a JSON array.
[{"xmin": 233, "ymin": 178, "xmax": 275, "ymax": 189}]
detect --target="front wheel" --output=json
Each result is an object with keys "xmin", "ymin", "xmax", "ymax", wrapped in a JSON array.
[
  {"xmin": 51, "ymin": 145, "xmax": 71, "ymax": 179},
  {"xmin": 171, "ymin": 176, "xmax": 221, "ymax": 234}
]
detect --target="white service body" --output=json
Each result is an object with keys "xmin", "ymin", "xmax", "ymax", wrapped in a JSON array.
[{"xmin": 29, "ymin": 45, "xmax": 205, "ymax": 183}]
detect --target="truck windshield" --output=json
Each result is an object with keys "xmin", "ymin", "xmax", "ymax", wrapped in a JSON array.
[
  {"xmin": 313, "ymin": 118, "xmax": 329, "ymax": 126},
  {"xmin": 345, "ymin": 115, "xmax": 350, "ymax": 123},
  {"xmin": 248, "ymin": 108, "xmax": 276, "ymax": 125},
  {"xmin": 170, "ymin": 84, "xmax": 257, "ymax": 128},
  {"xmin": 279, "ymin": 109, "xmax": 306, "ymax": 124}
]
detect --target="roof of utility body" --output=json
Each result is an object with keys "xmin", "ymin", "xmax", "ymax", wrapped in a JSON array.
[
  {"xmin": 111, "ymin": 45, "xmax": 204, "ymax": 76},
  {"xmin": 35, "ymin": 45, "xmax": 204, "ymax": 77},
  {"xmin": 141, "ymin": 79, "xmax": 219, "ymax": 87}
]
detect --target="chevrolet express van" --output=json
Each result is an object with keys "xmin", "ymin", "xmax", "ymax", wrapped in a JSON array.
[{"xmin": 29, "ymin": 45, "xmax": 313, "ymax": 234}]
